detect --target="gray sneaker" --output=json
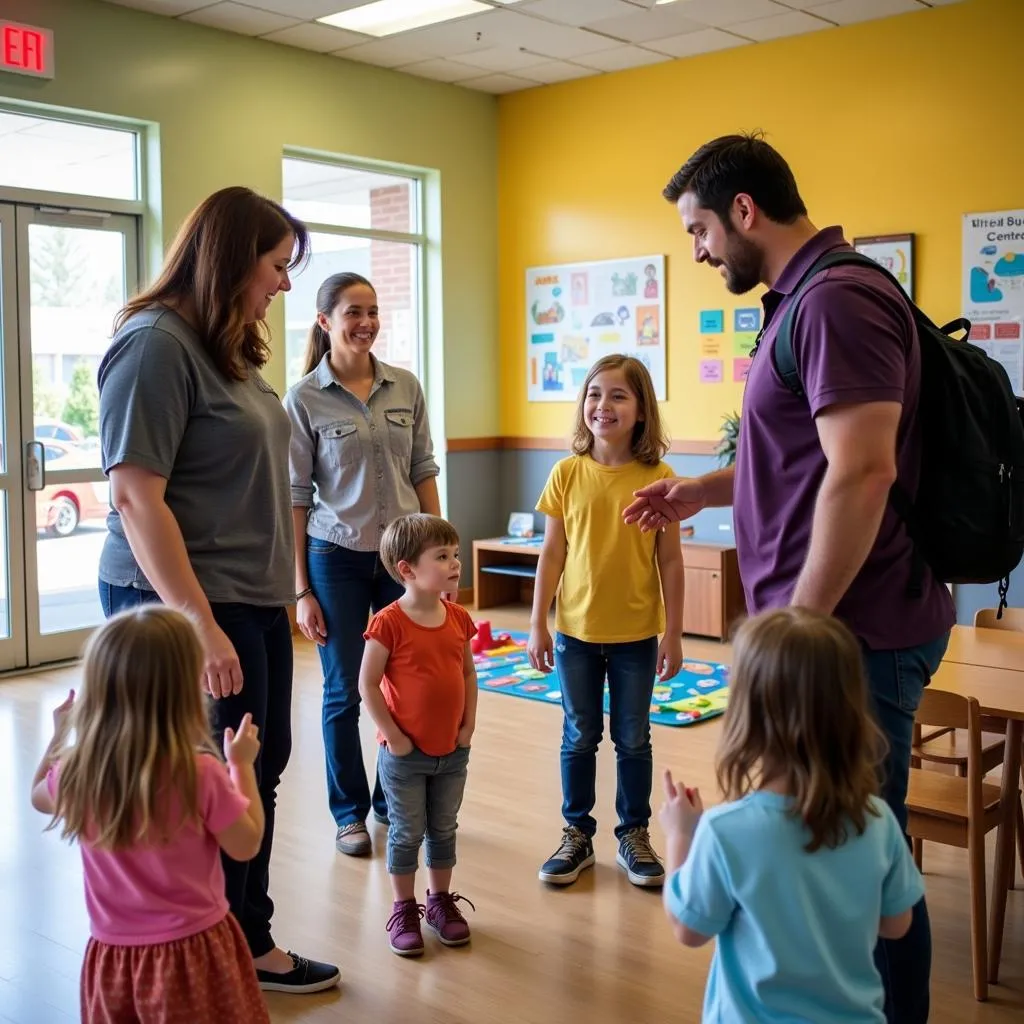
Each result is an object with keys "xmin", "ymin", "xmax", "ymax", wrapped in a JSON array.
[{"xmin": 335, "ymin": 822, "xmax": 371, "ymax": 856}]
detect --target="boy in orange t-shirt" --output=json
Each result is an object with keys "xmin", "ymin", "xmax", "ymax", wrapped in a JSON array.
[{"xmin": 359, "ymin": 513, "xmax": 478, "ymax": 958}]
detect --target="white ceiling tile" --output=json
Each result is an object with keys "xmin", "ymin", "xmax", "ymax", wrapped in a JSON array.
[
  {"xmin": 574, "ymin": 44, "xmax": 669, "ymax": 71},
  {"xmin": 259, "ymin": 21, "xmax": 368, "ymax": 52},
  {"xmin": 454, "ymin": 47, "xmax": 552, "ymax": 72},
  {"xmin": 802, "ymin": 0, "xmax": 926, "ymax": 24},
  {"xmin": 407, "ymin": 10, "xmax": 620, "ymax": 59},
  {"xmin": 520, "ymin": 0, "xmax": 641, "ymax": 27},
  {"xmin": 515, "ymin": 60, "xmax": 594, "ymax": 83},
  {"xmin": 676, "ymin": 0, "xmax": 793, "ymax": 27},
  {"xmin": 334, "ymin": 35, "xmax": 452, "ymax": 66},
  {"xmin": 181, "ymin": 2, "xmax": 300, "ymax": 34},
  {"xmin": 101, "ymin": 0, "xmax": 217, "ymax": 14},
  {"xmin": 648, "ymin": 27, "xmax": 750, "ymax": 58},
  {"xmin": 396, "ymin": 58, "xmax": 485, "ymax": 83},
  {"xmin": 237, "ymin": 0, "xmax": 366, "ymax": 16},
  {"xmin": 587, "ymin": 6, "xmax": 705, "ymax": 43},
  {"xmin": 460, "ymin": 72, "xmax": 536, "ymax": 93},
  {"xmin": 731, "ymin": 9, "xmax": 832, "ymax": 40}
]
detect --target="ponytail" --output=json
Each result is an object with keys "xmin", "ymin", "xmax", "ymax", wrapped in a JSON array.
[
  {"xmin": 302, "ymin": 321, "xmax": 330, "ymax": 377},
  {"xmin": 302, "ymin": 271, "xmax": 376, "ymax": 378}
]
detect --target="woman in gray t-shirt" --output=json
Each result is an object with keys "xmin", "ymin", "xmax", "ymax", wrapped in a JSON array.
[
  {"xmin": 97, "ymin": 186, "xmax": 339, "ymax": 995},
  {"xmin": 283, "ymin": 272, "xmax": 441, "ymax": 859}
]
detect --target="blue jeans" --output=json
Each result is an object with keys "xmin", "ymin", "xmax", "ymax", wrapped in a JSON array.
[
  {"xmin": 376, "ymin": 745, "xmax": 470, "ymax": 875},
  {"xmin": 306, "ymin": 540, "xmax": 403, "ymax": 828},
  {"xmin": 863, "ymin": 632, "xmax": 950, "ymax": 1024},
  {"xmin": 98, "ymin": 581, "xmax": 293, "ymax": 959},
  {"xmin": 555, "ymin": 633, "xmax": 657, "ymax": 840}
]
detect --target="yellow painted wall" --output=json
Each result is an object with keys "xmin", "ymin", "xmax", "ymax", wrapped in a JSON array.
[
  {"xmin": 0, "ymin": 0, "xmax": 499, "ymax": 439},
  {"xmin": 497, "ymin": 0, "xmax": 1019, "ymax": 442}
]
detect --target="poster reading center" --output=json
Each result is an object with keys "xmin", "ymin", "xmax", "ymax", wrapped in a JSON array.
[{"xmin": 525, "ymin": 254, "xmax": 667, "ymax": 403}]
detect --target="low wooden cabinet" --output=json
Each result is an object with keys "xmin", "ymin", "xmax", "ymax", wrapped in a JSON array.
[
  {"xmin": 681, "ymin": 541, "xmax": 745, "ymax": 641},
  {"xmin": 472, "ymin": 536, "xmax": 745, "ymax": 641}
]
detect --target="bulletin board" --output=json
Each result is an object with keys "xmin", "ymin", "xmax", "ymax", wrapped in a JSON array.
[{"xmin": 525, "ymin": 254, "xmax": 666, "ymax": 402}]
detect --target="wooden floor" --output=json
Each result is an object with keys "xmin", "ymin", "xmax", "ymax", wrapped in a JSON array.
[{"xmin": 2, "ymin": 605, "xmax": 1023, "ymax": 1023}]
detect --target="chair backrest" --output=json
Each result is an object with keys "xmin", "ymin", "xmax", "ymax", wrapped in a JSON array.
[
  {"xmin": 915, "ymin": 688, "xmax": 986, "ymax": 824},
  {"xmin": 915, "ymin": 688, "xmax": 975, "ymax": 731},
  {"xmin": 974, "ymin": 606, "xmax": 1024, "ymax": 632}
]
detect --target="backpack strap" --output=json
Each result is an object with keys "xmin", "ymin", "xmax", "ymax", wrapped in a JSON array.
[
  {"xmin": 771, "ymin": 249, "xmax": 913, "ymax": 396},
  {"xmin": 769, "ymin": 248, "xmax": 934, "ymax": 597}
]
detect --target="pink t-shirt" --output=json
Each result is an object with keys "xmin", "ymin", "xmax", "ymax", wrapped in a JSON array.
[{"xmin": 47, "ymin": 753, "xmax": 249, "ymax": 946}]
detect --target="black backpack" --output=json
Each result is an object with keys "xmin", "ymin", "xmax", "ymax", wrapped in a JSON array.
[{"xmin": 768, "ymin": 249, "xmax": 1024, "ymax": 612}]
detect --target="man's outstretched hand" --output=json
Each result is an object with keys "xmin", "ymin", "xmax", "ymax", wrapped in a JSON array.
[{"xmin": 622, "ymin": 477, "xmax": 707, "ymax": 532}]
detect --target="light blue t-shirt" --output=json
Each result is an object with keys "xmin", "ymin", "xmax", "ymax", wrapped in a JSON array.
[{"xmin": 665, "ymin": 791, "xmax": 925, "ymax": 1024}]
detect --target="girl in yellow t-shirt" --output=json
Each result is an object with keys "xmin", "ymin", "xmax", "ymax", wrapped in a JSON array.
[{"xmin": 528, "ymin": 354, "xmax": 684, "ymax": 889}]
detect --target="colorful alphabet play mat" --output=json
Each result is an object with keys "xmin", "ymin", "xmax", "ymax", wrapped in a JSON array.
[{"xmin": 473, "ymin": 630, "xmax": 729, "ymax": 727}]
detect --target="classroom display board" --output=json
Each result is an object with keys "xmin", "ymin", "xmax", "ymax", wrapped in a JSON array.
[
  {"xmin": 963, "ymin": 209, "xmax": 1024, "ymax": 397},
  {"xmin": 525, "ymin": 255, "xmax": 666, "ymax": 402}
]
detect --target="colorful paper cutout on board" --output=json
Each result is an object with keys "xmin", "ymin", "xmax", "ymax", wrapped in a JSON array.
[
  {"xmin": 733, "ymin": 357, "xmax": 752, "ymax": 382},
  {"xmin": 700, "ymin": 310, "xmax": 724, "ymax": 333},
  {"xmin": 571, "ymin": 273, "xmax": 588, "ymax": 306},
  {"xmin": 700, "ymin": 359, "xmax": 723, "ymax": 383},
  {"xmin": 701, "ymin": 338, "xmax": 723, "ymax": 357},
  {"xmin": 734, "ymin": 308, "xmax": 761, "ymax": 332},
  {"xmin": 733, "ymin": 332, "xmax": 757, "ymax": 355},
  {"xmin": 636, "ymin": 306, "xmax": 660, "ymax": 346}
]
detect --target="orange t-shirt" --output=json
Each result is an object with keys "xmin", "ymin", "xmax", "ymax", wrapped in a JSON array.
[{"xmin": 363, "ymin": 600, "xmax": 477, "ymax": 757}]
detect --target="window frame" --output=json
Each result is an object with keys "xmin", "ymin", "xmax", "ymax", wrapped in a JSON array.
[{"xmin": 281, "ymin": 152, "xmax": 428, "ymax": 390}]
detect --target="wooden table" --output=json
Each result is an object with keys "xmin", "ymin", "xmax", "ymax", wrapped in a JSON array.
[
  {"xmin": 931, "ymin": 650, "xmax": 1024, "ymax": 981},
  {"xmin": 944, "ymin": 624, "xmax": 1024, "ymax": 672}
]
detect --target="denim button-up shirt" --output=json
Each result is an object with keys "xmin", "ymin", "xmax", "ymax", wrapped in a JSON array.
[{"xmin": 283, "ymin": 354, "xmax": 439, "ymax": 552}]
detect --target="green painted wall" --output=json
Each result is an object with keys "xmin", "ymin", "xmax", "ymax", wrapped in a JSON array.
[{"xmin": 0, "ymin": 0, "xmax": 500, "ymax": 439}]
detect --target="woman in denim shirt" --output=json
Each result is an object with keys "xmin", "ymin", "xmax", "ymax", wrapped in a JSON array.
[{"xmin": 283, "ymin": 272, "xmax": 441, "ymax": 858}]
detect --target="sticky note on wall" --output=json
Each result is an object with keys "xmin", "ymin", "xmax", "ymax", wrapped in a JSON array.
[
  {"xmin": 699, "ymin": 310, "xmax": 724, "ymax": 333},
  {"xmin": 699, "ymin": 359, "xmax": 724, "ymax": 383}
]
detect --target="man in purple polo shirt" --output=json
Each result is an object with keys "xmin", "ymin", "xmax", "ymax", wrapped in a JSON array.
[{"xmin": 624, "ymin": 134, "xmax": 953, "ymax": 1023}]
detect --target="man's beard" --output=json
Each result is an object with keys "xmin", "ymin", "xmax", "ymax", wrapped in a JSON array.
[{"xmin": 713, "ymin": 234, "xmax": 763, "ymax": 294}]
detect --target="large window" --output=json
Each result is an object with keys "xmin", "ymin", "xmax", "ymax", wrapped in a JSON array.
[
  {"xmin": 0, "ymin": 109, "xmax": 138, "ymax": 201},
  {"xmin": 282, "ymin": 157, "xmax": 424, "ymax": 388}
]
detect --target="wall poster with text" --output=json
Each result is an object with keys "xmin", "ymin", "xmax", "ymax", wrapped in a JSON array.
[{"xmin": 526, "ymin": 254, "xmax": 666, "ymax": 402}]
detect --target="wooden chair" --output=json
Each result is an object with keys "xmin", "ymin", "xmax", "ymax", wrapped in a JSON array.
[
  {"xmin": 912, "ymin": 608, "xmax": 1024, "ymax": 882},
  {"xmin": 907, "ymin": 689, "xmax": 1015, "ymax": 1001}
]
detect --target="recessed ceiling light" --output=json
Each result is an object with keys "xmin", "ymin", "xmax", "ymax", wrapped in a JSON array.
[
  {"xmin": 655, "ymin": 0, "xmax": 680, "ymax": 5},
  {"xmin": 319, "ymin": 0, "xmax": 490, "ymax": 37}
]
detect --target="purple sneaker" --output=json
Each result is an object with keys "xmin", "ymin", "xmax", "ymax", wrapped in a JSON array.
[
  {"xmin": 386, "ymin": 898, "xmax": 425, "ymax": 957},
  {"xmin": 425, "ymin": 890, "xmax": 475, "ymax": 947}
]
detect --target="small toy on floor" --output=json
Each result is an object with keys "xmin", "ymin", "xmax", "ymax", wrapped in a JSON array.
[{"xmin": 471, "ymin": 619, "xmax": 513, "ymax": 655}]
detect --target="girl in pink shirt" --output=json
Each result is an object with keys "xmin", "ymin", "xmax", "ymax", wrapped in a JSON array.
[{"xmin": 30, "ymin": 606, "xmax": 270, "ymax": 1024}]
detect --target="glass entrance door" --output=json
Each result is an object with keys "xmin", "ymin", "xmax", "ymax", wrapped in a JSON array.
[{"xmin": 0, "ymin": 203, "xmax": 138, "ymax": 669}]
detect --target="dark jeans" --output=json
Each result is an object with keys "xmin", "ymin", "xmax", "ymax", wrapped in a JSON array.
[
  {"xmin": 863, "ymin": 632, "xmax": 950, "ymax": 1024},
  {"xmin": 98, "ymin": 581, "xmax": 293, "ymax": 959},
  {"xmin": 306, "ymin": 540, "xmax": 403, "ymax": 828},
  {"xmin": 555, "ymin": 632, "xmax": 657, "ymax": 840}
]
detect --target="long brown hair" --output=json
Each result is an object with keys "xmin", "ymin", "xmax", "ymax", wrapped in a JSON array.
[
  {"xmin": 115, "ymin": 186, "xmax": 309, "ymax": 381},
  {"xmin": 571, "ymin": 354, "xmax": 669, "ymax": 466},
  {"xmin": 716, "ymin": 608, "xmax": 887, "ymax": 852},
  {"xmin": 302, "ymin": 272, "xmax": 376, "ymax": 377},
  {"xmin": 50, "ymin": 606, "xmax": 215, "ymax": 851}
]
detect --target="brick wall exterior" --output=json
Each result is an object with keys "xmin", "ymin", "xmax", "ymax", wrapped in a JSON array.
[{"xmin": 369, "ymin": 184, "xmax": 415, "ymax": 373}]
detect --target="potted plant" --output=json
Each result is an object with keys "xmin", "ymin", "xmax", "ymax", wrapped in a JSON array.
[{"xmin": 717, "ymin": 411, "xmax": 740, "ymax": 467}]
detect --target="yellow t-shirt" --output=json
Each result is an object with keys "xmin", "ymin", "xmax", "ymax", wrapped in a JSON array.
[{"xmin": 536, "ymin": 454, "xmax": 675, "ymax": 644}]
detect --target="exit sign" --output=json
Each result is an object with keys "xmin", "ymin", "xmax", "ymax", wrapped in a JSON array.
[{"xmin": 0, "ymin": 20, "xmax": 54, "ymax": 79}]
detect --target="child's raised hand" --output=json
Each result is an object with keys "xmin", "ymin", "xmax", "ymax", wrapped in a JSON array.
[
  {"xmin": 52, "ymin": 689, "xmax": 75, "ymax": 738},
  {"xmin": 223, "ymin": 712, "xmax": 261, "ymax": 767},
  {"xmin": 527, "ymin": 625, "xmax": 554, "ymax": 674},
  {"xmin": 658, "ymin": 768, "xmax": 703, "ymax": 839}
]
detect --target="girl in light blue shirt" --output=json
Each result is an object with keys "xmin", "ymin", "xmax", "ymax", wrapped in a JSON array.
[{"xmin": 660, "ymin": 607, "xmax": 924, "ymax": 1024}]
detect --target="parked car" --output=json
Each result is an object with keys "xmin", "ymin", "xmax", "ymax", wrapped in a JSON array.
[
  {"xmin": 34, "ymin": 419, "xmax": 85, "ymax": 445},
  {"xmin": 36, "ymin": 440, "xmax": 109, "ymax": 537}
]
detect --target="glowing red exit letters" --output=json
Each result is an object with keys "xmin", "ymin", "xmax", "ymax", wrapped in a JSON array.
[{"xmin": 0, "ymin": 21, "xmax": 54, "ymax": 79}]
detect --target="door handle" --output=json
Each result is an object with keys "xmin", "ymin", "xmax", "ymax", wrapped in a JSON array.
[{"xmin": 25, "ymin": 440, "xmax": 45, "ymax": 491}]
